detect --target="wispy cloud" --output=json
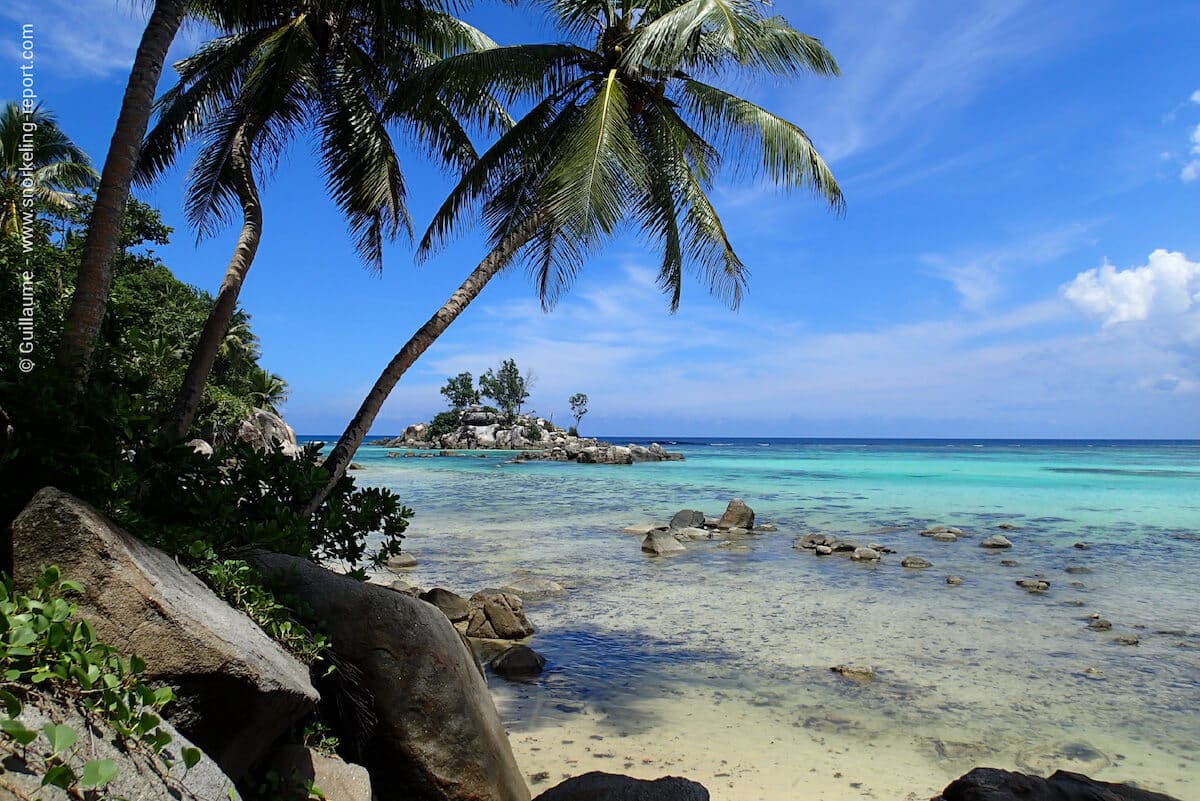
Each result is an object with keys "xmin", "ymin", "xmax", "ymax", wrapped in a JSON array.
[{"xmin": 1, "ymin": 2, "xmax": 207, "ymax": 79}]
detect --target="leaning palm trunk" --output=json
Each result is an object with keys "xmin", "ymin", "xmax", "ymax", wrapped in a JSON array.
[
  {"xmin": 305, "ymin": 220, "xmax": 539, "ymax": 516},
  {"xmin": 165, "ymin": 131, "xmax": 262, "ymax": 440},
  {"xmin": 59, "ymin": 0, "xmax": 186, "ymax": 389}
]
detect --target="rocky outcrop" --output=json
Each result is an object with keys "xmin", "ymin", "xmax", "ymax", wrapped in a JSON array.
[
  {"xmin": 642, "ymin": 530, "xmax": 686, "ymax": 555},
  {"xmin": 669, "ymin": 510, "xmax": 706, "ymax": 530},
  {"xmin": 374, "ymin": 408, "xmax": 683, "ymax": 464},
  {"xmin": 420, "ymin": 587, "xmax": 472, "ymax": 622},
  {"xmin": 933, "ymin": 767, "xmax": 1180, "ymax": 801},
  {"xmin": 465, "ymin": 590, "xmax": 536, "ymax": 640},
  {"xmin": 236, "ymin": 407, "xmax": 301, "ymax": 457},
  {"xmin": 11, "ymin": 488, "xmax": 319, "ymax": 780},
  {"xmin": 248, "ymin": 550, "xmax": 530, "ymax": 801},
  {"xmin": 532, "ymin": 772, "xmax": 709, "ymax": 801},
  {"xmin": 270, "ymin": 745, "xmax": 372, "ymax": 801},
  {"xmin": 0, "ymin": 689, "xmax": 240, "ymax": 801}
]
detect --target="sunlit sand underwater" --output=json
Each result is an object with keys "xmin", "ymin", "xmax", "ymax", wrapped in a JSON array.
[{"xmin": 334, "ymin": 439, "xmax": 1200, "ymax": 800}]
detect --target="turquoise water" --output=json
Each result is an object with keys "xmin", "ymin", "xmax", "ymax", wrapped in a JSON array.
[{"xmin": 321, "ymin": 438, "xmax": 1200, "ymax": 798}]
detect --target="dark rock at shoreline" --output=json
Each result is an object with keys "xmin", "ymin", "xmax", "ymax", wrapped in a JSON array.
[
  {"xmin": 12, "ymin": 488, "xmax": 318, "ymax": 780},
  {"xmin": 933, "ymin": 767, "xmax": 1180, "ymax": 801},
  {"xmin": 387, "ymin": 552, "xmax": 418, "ymax": 570},
  {"xmin": 1087, "ymin": 618, "xmax": 1113, "ymax": 631},
  {"xmin": 490, "ymin": 645, "xmax": 546, "ymax": 680},
  {"xmin": 532, "ymin": 772, "xmax": 709, "ymax": 801},
  {"xmin": 420, "ymin": 588, "xmax": 471, "ymax": 623},
  {"xmin": 1074, "ymin": 542, "xmax": 1090, "ymax": 550}
]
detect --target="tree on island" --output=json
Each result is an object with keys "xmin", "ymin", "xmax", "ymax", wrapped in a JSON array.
[
  {"xmin": 479, "ymin": 359, "xmax": 530, "ymax": 420},
  {"xmin": 440, "ymin": 372, "xmax": 481, "ymax": 409},
  {"xmin": 309, "ymin": 0, "xmax": 844, "ymax": 514},
  {"xmin": 568, "ymin": 392, "xmax": 588, "ymax": 434}
]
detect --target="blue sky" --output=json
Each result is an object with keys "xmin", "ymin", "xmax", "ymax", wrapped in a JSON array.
[{"xmin": 7, "ymin": 0, "xmax": 1200, "ymax": 437}]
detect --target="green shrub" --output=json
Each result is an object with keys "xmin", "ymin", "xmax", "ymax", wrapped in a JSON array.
[
  {"xmin": 523, "ymin": 422, "xmax": 543, "ymax": 442},
  {"xmin": 0, "ymin": 567, "xmax": 190, "ymax": 793},
  {"xmin": 427, "ymin": 410, "xmax": 461, "ymax": 440}
]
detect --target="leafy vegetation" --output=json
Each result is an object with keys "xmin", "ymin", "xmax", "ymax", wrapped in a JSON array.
[
  {"xmin": 439, "ymin": 372, "xmax": 481, "ymax": 409},
  {"xmin": 479, "ymin": 359, "xmax": 532, "ymax": 421},
  {"xmin": 0, "ymin": 567, "xmax": 190, "ymax": 794},
  {"xmin": 428, "ymin": 409, "xmax": 463, "ymax": 440},
  {"xmin": 568, "ymin": 392, "xmax": 588, "ymax": 432}
]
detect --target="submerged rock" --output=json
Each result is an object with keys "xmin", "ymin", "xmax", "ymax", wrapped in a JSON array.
[
  {"xmin": 980, "ymin": 534, "xmax": 1013, "ymax": 549},
  {"xmin": 831, "ymin": 664, "xmax": 875, "ymax": 681},
  {"xmin": 850, "ymin": 547, "xmax": 881, "ymax": 562},
  {"xmin": 901, "ymin": 556, "xmax": 932, "ymax": 569},
  {"xmin": 1016, "ymin": 579, "xmax": 1050, "ymax": 594},
  {"xmin": 1087, "ymin": 618, "xmax": 1113, "ymax": 631},
  {"xmin": 946, "ymin": 575, "xmax": 965, "ymax": 585},
  {"xmin": 386, "ymin": 552, "xmax": 418, "ymax": 569},
  {"xmin": 622, "ymin": 523, "xmax": 666, "ymax": 535},
  {"xmin": 815, "ymin": 544, "xmax": 834, "ymax": 555},
  {"xmin": 500, "ymin": 577, "xmax": 567, "ymax": 601}
]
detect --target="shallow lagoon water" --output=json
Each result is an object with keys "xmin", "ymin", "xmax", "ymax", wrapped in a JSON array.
[{"xmin": 331, "ymin": 439, "xmax": 1200, "ymax": 799}]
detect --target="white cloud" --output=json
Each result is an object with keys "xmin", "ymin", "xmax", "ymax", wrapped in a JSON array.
[
  {"xmin": 1179, "ymin": 124, "xmax": 1200, "ymax": 183},
  {"xmin": 0, "ymin": 1, "xmax": 207, "ymax": 78},
  {"xmin": 1191, "ymin": 89, "xmax": 1200, "ymax": 104},
  {"xmin": 1062, "ymin": 250, "xmax": 1200, "ymax": 335}
]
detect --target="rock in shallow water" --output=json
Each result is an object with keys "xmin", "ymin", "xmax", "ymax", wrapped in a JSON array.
[
  {"xmin": 831, "ymin": 664, "xmax": 875, "ymax": 681},
  {"xmin": 491, "ymin": 645, "xmax": 547, "ymax": 680},
  {"xmin": 420, "ymin": 587, "xmax": 471, "ymax": 622},
  {"xmin": 669, "ymin": 509, "xmax": 706, "ymax": 530},
  {"xmin": 642, "ymin": 530, "xmax": 687, "ymax": 555},
  {"xmin": 981, "ymin": 534, "xmax": 1013, "ymax": 549},
  {"xmin": 902, "ymin": 556, "xmax": 932, "ymax": 569},
  {"xmin": 717, "ymin": 498, "xmax": 755, "ymax": 530},
  {"xmin": 946, "ymin": 575, "xmax": 964, "ymax": 585},
  {"xmin": 850, "ymin": 547, "xmax": 881, "ymax": 561},
  {"xmin": 500, "ymin": 577, "xmax": 567, "ymax": 601},
  {"xmin": 467, "ymin": 590, "xmax": 536, "ymax": 639}
]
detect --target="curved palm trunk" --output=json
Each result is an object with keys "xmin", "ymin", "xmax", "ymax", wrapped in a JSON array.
[
  {"xmin": 304, "ymin": 221, "xmax": 539, "ymax": 517},
  {"xmin": 165, "ymin": 131, "xmax": 262, "ymax": 440},
  {"xmin": 59, "ymin": 0, "xmax": 186, "ymax": 388}
]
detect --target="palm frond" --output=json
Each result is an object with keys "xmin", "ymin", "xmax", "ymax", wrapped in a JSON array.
[{"xmin": 679, "ymin": 79, "xmax": 843, "ymax": 211}]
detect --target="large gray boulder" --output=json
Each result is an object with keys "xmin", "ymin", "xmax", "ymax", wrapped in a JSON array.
[
  {"xmin": 532, "ymin": 772, "xmax": 709, "ymax": 801},
  {"xmin": 237, "ymin": 407, "xmax": 301, "ymax": 457},
  {"xmin": 0, "ymin": 688, "xmax": 240, "ymax": 801},
  {"xmin": 247, "ymin": 551, "xmax": 530, "ymax": 801},
  {"xmin": 642, "ymin": 531, "xmax": 686, "ymax": 555},
  {"xmin": 933, "ymin": 767, "xmax": 1179, "ymax": 801},
  {"xmin": 716, "ymin": 499, "xmax": 754, "ymax": 530},
  {"xmin": 11, "ymin": 488, "xmax": 319, "ymax": 780}
]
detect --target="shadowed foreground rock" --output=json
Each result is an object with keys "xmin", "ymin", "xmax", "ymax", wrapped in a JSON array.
[
  {"xmin": 11, "ymin": 487, "xmax": 318, "ymax": 780},
  {"xmin": 933, "ymin": 768, "xmax": 1181, "ymax": 801},
  {"xmin": 532, "ymin": 772, "xmax": 709, "ymax": 801},
  {"xmin": 248, "ymin": 550, "xmax": 530, "ymax": 801}
]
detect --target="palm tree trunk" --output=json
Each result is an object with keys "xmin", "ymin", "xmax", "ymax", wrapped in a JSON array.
[
  {"xmin": 58, "ymin": 0, "xmax": 186, "ymax": 389},
  {"xmin": 164, "ymin": 130, "xmax": 262, "ymax": 441},
  {"xmin": 304, "ymin": 221, "xmax": 539, "ymax": 517}
]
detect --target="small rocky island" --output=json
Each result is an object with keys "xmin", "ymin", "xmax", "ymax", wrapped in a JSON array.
[{"xmin": 373, "ymin": 406, "xmax": 684, "ymax": 465}]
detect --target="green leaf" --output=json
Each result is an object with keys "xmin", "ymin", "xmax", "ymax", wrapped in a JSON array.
[
  {"xmin": 42, "ymin": 764, "xmax": 75, "ymax": 789},
  {"xmin": 129, "ymin": 654, "xmax": 146, "ymax": 675},
  {"xmin": 1, "ymin": 718, "xmax": 37, "ymax": 745},
  {"xmin": 43, "ymin": 723, "xmax": 77, "ymax": 755},
  {"xmin": 80, "ymin": 759, "xmax": 119, "ymax": 788},
  {"xmin": 181, "ymin": 746, "xmax": 202, "ymax": 770},
  {"xmin": 58, "ymin": 579, "xmax": 85, "ymax": 594},
  {"xmin": 0, "ymin": 689, "xmax": 21, "ymax": 717}
]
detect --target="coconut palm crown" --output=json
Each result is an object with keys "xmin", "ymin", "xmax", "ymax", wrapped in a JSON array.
[
  {"xmin": 411, "ymin": 0, "xmax": 845, "ymax": 310},
  {"xmin": 1, "ymin": 103, "xmax": 98, "ymax": 239}
]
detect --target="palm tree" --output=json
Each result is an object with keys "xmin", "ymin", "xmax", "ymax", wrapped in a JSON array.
[
  {"xmin": 56, "ymin": 1, "xmax": 289, "ymax": 390},
  {"xmin": 0, "ymin": 103, "xmax": 98, "ymax": 239},
  {"xmin": 248, "ymin": 367, "xmax": 289, "ymax": 414},
  {"xmin": 137, "ymin": 1, "xmax": 504, "ymax": 440},
  {"xmin": 308, "ymin": 0, "xmax": 845, "ymax": 512}
]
